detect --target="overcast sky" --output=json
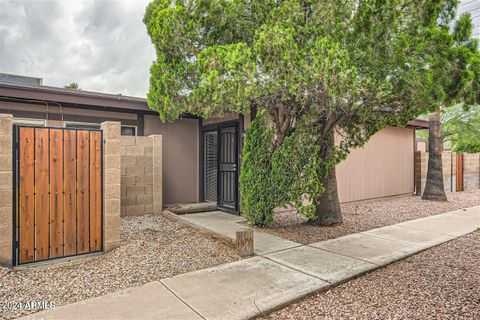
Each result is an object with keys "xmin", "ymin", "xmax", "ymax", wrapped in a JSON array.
[
  {"xmin": 0, "ymin": 0, "xmax": 155, "ymax": 97},
  {"xmin": 1, "ymin": 0, "xmax": 478, "ymax": 98}
]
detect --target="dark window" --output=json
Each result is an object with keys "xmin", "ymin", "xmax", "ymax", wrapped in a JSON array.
[
  {"xmin": 13, "ymin": 118, "xmax": 46, "ymax": 127},
  {"xmin": 65, "ymin": 122, "xmax": 100, "ymax": 130},
  {"xmin": 121, "ymin": 126, "xmax": 136, "ymax": 136},
  {"xmin": 65, "ymin": 122, "xmax": 136, "ymax": 136}
]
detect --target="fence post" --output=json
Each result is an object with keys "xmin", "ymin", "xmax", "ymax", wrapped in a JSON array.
[
  {"xmin": 236, "ymin": 228, "xmax": 254, "ymax": 257},
  {"xmin": 101, "ymin": 121, "xmax": 121, "ymax": 252},
  {"xmin": 0, "ymin": 114, "xmax": 13, "ymax": 266}
]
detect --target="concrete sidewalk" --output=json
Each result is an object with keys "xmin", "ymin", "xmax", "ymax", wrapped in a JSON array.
[{"xmin": 23, "ymin": 206, "xmax": 479, "ymax": 320}]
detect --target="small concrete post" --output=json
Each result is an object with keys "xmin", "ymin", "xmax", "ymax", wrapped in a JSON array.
[
  {"xmin": 236, "ymin": 228, "xmax": 254, "ymax": 257},
  {"xmin": 101, "ymin": 121, "xmax": 121, "ymax": 252},
  {"xmin": 0, "ymin": 114, "xmax": 13, "ymax": 266}
]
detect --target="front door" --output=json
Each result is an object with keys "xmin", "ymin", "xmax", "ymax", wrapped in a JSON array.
[{"xmin": 217, "ymin": 124, "xmax": 239, "ymax": 212}]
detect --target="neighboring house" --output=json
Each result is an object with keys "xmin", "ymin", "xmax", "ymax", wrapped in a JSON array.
[
  {"xmin": 459, "ymin": 0, "xmax": 480, "ymax": 41},
  {"xmin": 0, "ymin": 79, "xmax": 428, "ymax": 214},
  {"xmin": 0, "ymin": 73, "xmax": 43, "ymax": 86}
]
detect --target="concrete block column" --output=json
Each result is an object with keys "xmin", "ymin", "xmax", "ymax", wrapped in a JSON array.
[
  {"xmin": 0, "ymin": 114, "xmax": 13, "ymax": 266},
  {"xmin": 101, "ymin": 121, "xmax": 121, "ymax": 252},
  {"xmin": 150, "ymin": 135, "xmax": 163, "ymax": 214}
]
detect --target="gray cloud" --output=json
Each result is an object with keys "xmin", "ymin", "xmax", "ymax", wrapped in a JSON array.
[{"xmin": 0, "ymin": 0, "xmax": 155, "ymax": 97}]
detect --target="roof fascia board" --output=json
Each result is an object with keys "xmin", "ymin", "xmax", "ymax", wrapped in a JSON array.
[{"xmin": 0, "ymin": 83, "xmax": 151, "ymax": 112}]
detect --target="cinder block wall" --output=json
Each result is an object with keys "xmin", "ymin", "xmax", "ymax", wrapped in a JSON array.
[
  {"xmin": 120, "ymin": 135, "xmax": 162, "ymax": 216},
  {"xmin": 443, "ymin": 152, "xmax": 455, "ymax": 193},
  {"xmin": 415, "ymin": 151, "xmax": 427, "ymax": 195},
  {"xmin": 415, "ymin": 151, "xmax": 455, "ymax": 194},
  {"xmin": 415, "ymin": 151, "xmax": 480, "ymax": 195},
  {"xmin": 463, "ymin": 153, "xmax": 480, "ymax": 190}
]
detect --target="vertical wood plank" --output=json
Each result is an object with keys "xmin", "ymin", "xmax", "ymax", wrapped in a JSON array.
[
  {"xmin": 19, "ymin": 128, "xmax": 35, "ymax": 263},
  {"xmin": 89, "ymin": 131, "xmax": 102, "ymax": 251},
  {"xmin": 64, "ymin": 130, "xmax": 77, "ymax": 256},
  {"xmin": 457, "ymin": 154, "xmax": 464, "ymax": 191},
  {"xmin": 77, "ymin": 130, "xmax": 90, "ymax": 253},
  {"xmin": 34, "ymin": 128, "xmax": 49, "ymax": 260},
  {"xmin": 49, "ymin": 129, "xmax": 64, "ymax": 258}
]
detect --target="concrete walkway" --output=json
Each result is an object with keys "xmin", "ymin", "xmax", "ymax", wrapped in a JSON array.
[
  {"xmin": 23, "ymin": 206, "xmax": 479, "ymax": 320},
  {"xmin": 180, "ymin": 210, "xmax": 301, "ymax": 254}
]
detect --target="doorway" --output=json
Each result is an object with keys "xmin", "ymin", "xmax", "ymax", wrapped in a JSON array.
[{"xmin": 202, "ymin": 123, "xmax": 239, "ymax": 213}]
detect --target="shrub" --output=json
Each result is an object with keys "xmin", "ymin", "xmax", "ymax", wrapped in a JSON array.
[
  {"xmin": 239, "ymin": 113, "xmax": 276, "ymax": 226},
  {"xmin": 240, "ymin": 113, "xmax": 328, "ymax": 225}
]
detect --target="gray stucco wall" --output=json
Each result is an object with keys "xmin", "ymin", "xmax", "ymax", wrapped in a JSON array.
[{"xmin": 144, "ymin": 115, "xmax": 200, "ymax": 204}]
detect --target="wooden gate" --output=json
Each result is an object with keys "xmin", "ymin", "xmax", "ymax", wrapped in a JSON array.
[
  {"xmin": 456, "ymin": 153, "xmax": 464, "ymax": 192},
  {"xmin": 13, "ymin": 126, "xmax": 103, "ymax": 265}
]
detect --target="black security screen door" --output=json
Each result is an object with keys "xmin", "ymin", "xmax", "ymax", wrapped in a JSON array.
[{"xmin": 217, "ymin": 125, "xmax": 238, "ymax": 212}]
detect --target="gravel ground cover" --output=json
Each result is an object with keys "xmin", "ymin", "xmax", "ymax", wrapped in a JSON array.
[
  {"xmin": 262, "ymin": 231, "xmax": 480, "ymax": 320},
  {"xmin": 261, "ymin": 190, "xmax": 480, "ymax": 244},
  {"xmin": 0, "ymin": 214, "xmax": 239, "ymax": 319}
]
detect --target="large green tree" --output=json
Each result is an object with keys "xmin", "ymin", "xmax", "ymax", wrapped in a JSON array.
[
  {"xmin": 421, "ymin": 12, "xmax": 480, "ymax": 201},
  {"xmin": 144, "ymin": 0, "xmax": 454, "ymax": 226}
]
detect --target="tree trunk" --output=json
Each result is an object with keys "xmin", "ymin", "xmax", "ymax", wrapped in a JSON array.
[
  {"xmin": 309, "ymin": 131, "xmax": 343, "ymax": 225},
  {"xmin": 422, "ymin": 109, "xmax": 447, "ymax": 201}
]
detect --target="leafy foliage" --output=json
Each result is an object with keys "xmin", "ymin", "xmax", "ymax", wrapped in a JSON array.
[
  {"xmin": 423, "ymin": 13, "xmax": 480, "ymax": 111},
  {"xmin": 144, "ymin": 0, "xmax": 442, "ymax": 121},
  {"xmin": 144, "ymin": 0, "xmax": 468, "ymax": 225},
  {"xmin": 240, "ymin": 112, "xmax": 335, "ymax": 224},
  {"xmin": 239, "ymin": 112, "xmax": 275, "ymax": 226}
]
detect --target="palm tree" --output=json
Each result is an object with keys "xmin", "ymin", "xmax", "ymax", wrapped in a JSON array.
[
  {"xmin": 64, "ymin": 82, "xmax": 80, "ymax": 90},
  {"xmin": 421, "ymin": 13, "xmax": 480, "ymax": 202}
]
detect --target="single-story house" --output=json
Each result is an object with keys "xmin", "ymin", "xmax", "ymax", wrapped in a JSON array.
[{"xmin": 0, "ymin": 79, "xmax": 428, "ymax": 214}]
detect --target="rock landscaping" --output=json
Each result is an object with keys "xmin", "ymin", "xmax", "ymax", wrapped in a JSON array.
[
  {"xmin": 263, "ymin": 231, "xmax": 480, "ymax": 320},
  {"xmin": 262, "ymin": 190, "xmax": 480, "ymax": 244},
  {"xmin": 0, "ymin": 214, "xmax": 239, "ymax": 319}
]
